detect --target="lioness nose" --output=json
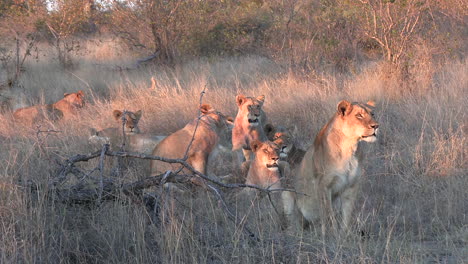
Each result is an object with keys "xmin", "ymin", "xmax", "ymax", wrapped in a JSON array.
[
  {"xmin": 371, "ymin": 123, "xmax": 379, "ymax": 129},
  {"xmin": 272, "ymin": 156, "xmax": 279, "ymax": 161}
]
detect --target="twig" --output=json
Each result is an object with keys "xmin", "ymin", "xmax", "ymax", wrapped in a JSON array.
[
  {"xmin": 98, "ymin": 144, "xmax": 109, "ymax": 203},
  {"xmin": 182, "ymin": 84, "xmax": 207, "ymax": 160},
  {"xmin": 173, "ymin": 84, "xmax": 208, "ymax": 175},
  {"xmin": 207, "ymin": 184, "xmax": 258, "ymax": 240},
  {"xmin": 66, "ymin": 71, "xmax": 92, "ymax": 90}
]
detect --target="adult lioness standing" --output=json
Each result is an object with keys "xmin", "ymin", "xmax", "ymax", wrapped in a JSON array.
[
  {"xmin": 284, "ymin": 100, "xmax": 379, "ymax": 231},
  {"xmin": 232, "ymin": 94, "xmax": 267, "ymax": 162}
]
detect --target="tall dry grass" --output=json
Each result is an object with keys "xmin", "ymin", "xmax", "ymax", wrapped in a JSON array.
[{"xmin": 0, "ymin": 41, "xmax": 466, "ymax": 263}]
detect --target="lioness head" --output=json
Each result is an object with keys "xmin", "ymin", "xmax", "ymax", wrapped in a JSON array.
[
  {"xmin": 336, "ymin": 100, "xmax": 379, "ymax": 142},
  {"xmin": 199, "ymin": 104, "xmax": 234, "ymax": 144},
  {"xmin": 63, "ymin": 90, "xmax": 85, "ymax": 108},
  {"xmin": 264, "ymin": 124, "xmax": 295, "ymax": 159},
  {"xmin": 113, "ymin": 110, "xmax": 142, "ymax": 134},
  {"xmin": 250, "ymin": 140, "xmax": 280, "ymax": 171},
  {"xmin": 236, "ymin": 94, "xmax": 265, "ymax": 127}
]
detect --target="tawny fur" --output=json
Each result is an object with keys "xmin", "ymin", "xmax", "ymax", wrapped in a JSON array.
[
  {"xmin": 244, "ymin": 139, "xmax": 291, "ymax": 229},
  {"xmin": 264, "ymin": 123, "xmax": 306, "ymax": 169},
  {"xmin": 150, "ymin": 104, "xmax": 233, "ymax": 185},
  {"xmin": 232, "ymin": 94, "xmax": 267, "ymax": 162},
  {"xmin": 283, "ymin": 100, "xmax": 379, "ymax": 231},
  {"xmin": 13, "ymin": 90, "xmax": 85, "ymax": 125}
]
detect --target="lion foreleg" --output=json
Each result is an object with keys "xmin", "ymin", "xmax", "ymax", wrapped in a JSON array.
[
  {"xmin": 340, "ymin": 184, "xmax": 358, "ymax": 231},
  {"xmin": 188, "ymin": 154, "xmax": 207, "ymax": 187}
]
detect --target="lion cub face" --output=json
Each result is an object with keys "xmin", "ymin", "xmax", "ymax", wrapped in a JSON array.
[
  {"xmin": 337, "ymin": 100, "xmax": 379, "ymax": 143},
  {"xmin": 264, "ymin": 124, "xmax": 296, "ymax": 159},
  {"xmin": 113, "ymin": 110, "xmax": 142, "ymax": 134},
  {"xmin": 251, "ymin": 140, "xmax": 280, "ymax": 171},
  {"xmin": 236, "ymin": 94, "xmax": 265, "ymax": 127},
  {"xmin": 62, "ymin": 90, "xmax": 85, "ymax": 108}
]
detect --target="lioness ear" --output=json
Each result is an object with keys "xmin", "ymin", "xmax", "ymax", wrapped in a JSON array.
[
  {"xmin": 236, "ymin": 94, "xmax": 246, "ymax": 106},
  {"xmin": 64, "ymin": 93, "xmax": 70, "ymax": 98},
  {"xmin": 264, "ymin": 123, "xmax": 275, "ymax": 139},
  {"xmin": 337, "ymin": 100, "xmax": 352, "ymax": 116},
  {"xmin": 113, "ymin": 110, "xmax": 123, "ymax": 120},
  {"xmin": 256, "ymin": 95, "xmax": 265, "ymax": 105},
  {"xmin": 200, "ymin": 104, "xmax": 214, "ymax": 114},
  {"xmin": 250, "ymin": 140, "xmax": 263, "ymax": 152},
  {"xmin": 134, "ymin": 110, "xmax": 142, "ymax": 120},
  {"xmin": 366, "ymin": 100, "xmax": 376, "ymax": 107},
  {"xmin": 289, "ymin": 124, "xmax": 298, "ymax": 135},
  {"xmin": 77, "ymin": 90, "xmax": 84, "ymax": 97}
]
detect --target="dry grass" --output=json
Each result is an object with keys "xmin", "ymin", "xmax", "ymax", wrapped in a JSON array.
[{"xmin": 0, "ymin": 42, "xmax": 466, "ymax": 263}]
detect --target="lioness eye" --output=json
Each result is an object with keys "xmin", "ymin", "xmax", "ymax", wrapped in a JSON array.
[
  {"xmin": 356, "ymin": 114, "xmax": 363, "ymax": 119},
  {"xmin": 263, "ymin": 149, "xmax": 269, "ymax": 154}
]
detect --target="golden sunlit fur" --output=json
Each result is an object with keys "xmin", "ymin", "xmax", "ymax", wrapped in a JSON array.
[
  {"xmin": 232, "ymin": 94, "xmax": 267, "ymax": 162},
  {"xmin": 150, "ymin": 104, "xmax": 234, "ymax": 186},
  {"xmin": 244, "ymin": 139, "xmax": 291, "ymax": 229},
  {"xmin": 264, "ymin": 124, "xmax": 306, "ymax": 169},
  {"xmin": 283, "ymin": 100, "xmax": 379, "ymax": 231},
  {"xmin": 89, "ymin": 110, "xmax": 144, "ymax": 150},
  {"xmin": 13, "ymin": 90, "xmax": 85, "ymax": 125}
]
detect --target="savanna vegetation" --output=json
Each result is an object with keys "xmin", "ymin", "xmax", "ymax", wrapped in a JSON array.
[{"xmin": 0, "ymin": 0, "xmax": 466, "ymax": 263}]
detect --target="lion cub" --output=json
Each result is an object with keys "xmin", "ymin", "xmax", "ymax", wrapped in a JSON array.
[
  {"xmin": 150, "ymin": 104, "xmax": 234, "ymax": 186},
  {"xmin": 90, "ymin": 110, "xmax": 142, "ymax": 148},
  {"xmin": 90, "ymin": 110, "xmax": 167, "ymax": 154},
  {"xmin": 232, "ymin": 94, "xmax": 268, "ymax": 163},
  {"xmin": 264, "ymin": 124, "xmax": 306, "ymax": 169},
  {"xmin": 284, "ymin": 100, "xmax": 379, "ymax": 231},
  {"xmin": 244, "ymin": 139, "xmax": 291, "ymax": 229},
  {"xmin": 13, "ymin": 90, "xmax": 85, "ymax": 125}
]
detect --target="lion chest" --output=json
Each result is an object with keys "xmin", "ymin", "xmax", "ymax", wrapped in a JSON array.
[{"xmin": 329, "ymin": 156, "xmax": 360, "ymax": 195}]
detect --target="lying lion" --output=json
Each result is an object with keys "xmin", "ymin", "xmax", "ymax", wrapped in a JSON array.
[
  {"xmin": 283, "ymin": 100, "xmax": 379, "ymax": 231},
  {"xmin": 13, "ymin": 90, "xmax": 85, "ymax": 125},
  {"xmin": 150, "ymin": 104, "xmax": 234, "ymax": 186}
]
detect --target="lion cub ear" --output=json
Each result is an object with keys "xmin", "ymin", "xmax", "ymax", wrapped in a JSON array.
[
  {"xmin": 63, "ymin": 93, "xmax": 70, "ymax": 98},
  {"xmin": 366, "ymin": 100, "xmax": 376, "ymax": 107},
  {"xmin": 337, "ymin": 100, "xmax": 352, "ymax": 116},
  {"xmin": 256, "ymin": 95, "xmax": 265, "ymax": 105},
  {"xmin": 264, "ymin": 123, "xmax": 275, "ymax": 139},
  {"xmin": 113, "ymin": 110, "xmax": 123, "ymax": 120},
  {"xmin": 200, "ymin": 104, "xmax": 214, "ymax": 114},
  {"xmin": 134, "ymin": 110, "xmax": 142, "ymax": 120},
  {"xmin": 236, "ymin": 94, "xmax": 246, "ymax": 106},
  {"xmin": 250, "ymin": 140, "xmax": 263, "ymax": 153},
  {"xmin": 77, "ymin": 90, "xmax": 85, "ymax": 98}
]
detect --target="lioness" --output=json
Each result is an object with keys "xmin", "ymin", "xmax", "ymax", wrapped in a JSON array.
[
  {"xmin": 264, "ymin": 124, "xmax": 306, "ymax": 169},
  {"xmin": 150, "ymin": 104, "xmax": 234, "ymax": 186},
  {"xmin": 13, "ymin": 90, "xmax": 85, "ymax": 125},
  {"xmin": 232, "ymin": 94, "xmax": 267, "ymax": 162},
  {"xmin": 89, "ymin": 110, "xmax": 143, "ymax": 149},
  {"xmin": 244, "ymin": 139, "xmax": 291, "ymax": 229},
  {"xmin": 284, "ymin": 100, "xmax": 379, "ymax": 231},
  {"xmin": 53, "ymin": 90, "xmax": 85, "ymax": 120}
]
